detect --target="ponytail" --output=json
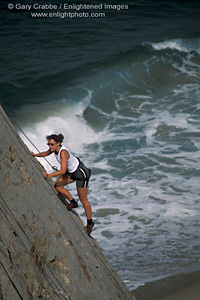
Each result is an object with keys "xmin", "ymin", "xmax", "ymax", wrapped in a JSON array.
[{"xmin": 57, "ymin": 134, "xmax": 64, "ymax": 143}]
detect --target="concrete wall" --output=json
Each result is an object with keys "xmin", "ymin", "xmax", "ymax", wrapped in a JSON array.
[{"xmin": 0, "ymin": 105, "xmax": 135, "ymax": 300}]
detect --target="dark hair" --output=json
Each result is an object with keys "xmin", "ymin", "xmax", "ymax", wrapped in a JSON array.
[{"xmin": 46, "ymin": 134, "xmax": 64, "ymax": 143}]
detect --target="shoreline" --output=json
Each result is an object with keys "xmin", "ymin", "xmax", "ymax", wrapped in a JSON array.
[{"xmin": 132, "ymin": 270, "xmax": 200, "ymax": 300}]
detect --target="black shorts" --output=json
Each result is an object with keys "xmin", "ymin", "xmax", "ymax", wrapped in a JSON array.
[{"xmin": 69, "ymin": 161, "xmax": 91, "ymax": 188}]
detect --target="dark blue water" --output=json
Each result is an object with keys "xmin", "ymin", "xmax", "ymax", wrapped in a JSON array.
[{"xmin": 1, "ymin": 0, "xmax": 200, "ymax": 291}]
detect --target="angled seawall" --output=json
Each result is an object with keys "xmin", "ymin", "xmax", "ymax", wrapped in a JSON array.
[{"xmin": 0, "ymin": 105, "xmax": 135, "ymax": 300}]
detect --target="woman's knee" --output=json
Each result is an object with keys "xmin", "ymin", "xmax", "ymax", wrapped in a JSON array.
[
  {"xmin": 79, "ymin": 195, "xmax": 89, "ymax": 205},
  {"xmin": 54, "ymin": 182, "xmax": 63, "ymax": 193}
]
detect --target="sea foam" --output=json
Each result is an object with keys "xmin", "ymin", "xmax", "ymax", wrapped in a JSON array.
[{"xmin": 146, "ymin": 38, "xmax": 200, "ymax": 54}]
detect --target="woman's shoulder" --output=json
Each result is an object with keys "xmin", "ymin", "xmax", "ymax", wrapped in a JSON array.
[
  {"xmin": 60, "ymin": 146, "xmax": 70, "ymax": 157},
  {"xmin": 60, "ymin": 145, "xmax": 69, "ymax": 152}
]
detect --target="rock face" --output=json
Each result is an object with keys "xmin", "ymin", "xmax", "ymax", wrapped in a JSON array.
[{"xmin": 0, "ymin": 105, "xmax": 135, "ymax": 300}]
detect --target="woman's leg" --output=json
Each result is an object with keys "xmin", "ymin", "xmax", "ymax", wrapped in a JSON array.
[
  {"xmin": 54, "ymin": 175, "xmax": 74, "ymax": 201},
  {"xmin": 77, "ymin": 187, "xmax": 92, "ymax": 221},
  {"xmin": 78, "ymin": 186, "xmax": 94, "ymax": 235}
]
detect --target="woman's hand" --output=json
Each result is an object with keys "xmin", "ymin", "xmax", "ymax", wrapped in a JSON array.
[
  {"xmin": 42, "ymin": 171, "xmax": 48, "ymax": 178},
  {"xmin": 31, "ymin": 151, "xmax": 35, "ymax": 156}
]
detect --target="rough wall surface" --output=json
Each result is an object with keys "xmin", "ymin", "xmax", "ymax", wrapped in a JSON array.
[{"xmin": 0, "ymin": 105, "xmax": 135, "ymax": 300}]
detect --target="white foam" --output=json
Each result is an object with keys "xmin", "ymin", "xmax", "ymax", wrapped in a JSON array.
[
  {"xmin": 17, "ymin": 93, "xmax": 103, "ymax": 172},
  {"xmin": 145, "ymin": 38, "xmax": 200, "ymax": 54},
  {"xmin": 151, "ymin": 40, "xmax": 188, "ymax": 52},
  {"xmin": 163, "ymin": 203, "xmax": 198, "ymax": 218},
  {"xmin": 143, "ymin": 110, "xmax": 189, "ymax": 147}
]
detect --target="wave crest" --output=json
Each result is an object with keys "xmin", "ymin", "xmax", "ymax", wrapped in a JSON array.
[{"xmin": 145, "ymin": 38, "xmax": 200, "ymax": 54}]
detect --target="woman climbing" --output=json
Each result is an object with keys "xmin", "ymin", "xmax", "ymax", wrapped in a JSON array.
[{"xmin": 31, "ymin": 134, "xmax": 94, "ymax": 235}]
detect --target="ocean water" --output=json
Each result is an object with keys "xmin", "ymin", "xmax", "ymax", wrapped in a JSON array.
[{"xmin": 1, "ymin": 0, "xmax": 200, "ymax": 292}]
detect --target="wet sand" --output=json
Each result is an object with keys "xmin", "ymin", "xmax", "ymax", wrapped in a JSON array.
[
  {"xmin": 157, "ymin": 282, "xmax": 200, "ymax": 300},
  {"xmin": 132, "ymin": 270, "xmax": 200, "ymax": 300}
]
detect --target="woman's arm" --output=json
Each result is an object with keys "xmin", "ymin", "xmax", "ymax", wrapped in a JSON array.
[
  {"xmin": 43, "ymin": 149, "xmax": 69, "ymax": 178},
  {"xmin": 31, "ymin": 149, "xmax": 52, "ymax": 157}
]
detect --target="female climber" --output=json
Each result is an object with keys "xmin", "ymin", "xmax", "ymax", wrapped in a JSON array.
[{"xmin": 31, "ymin": 133, "xmax": 94, "ymax": 235}]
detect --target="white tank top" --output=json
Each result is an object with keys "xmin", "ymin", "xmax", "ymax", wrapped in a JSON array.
[{"xmin": 54, "ymin": 145, "xmax": 79, "ymax": 173}]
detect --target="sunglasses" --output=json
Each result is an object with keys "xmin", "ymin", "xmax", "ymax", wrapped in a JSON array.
[{"xmin": 47, "ymin": 143, "xmax": 57, "ymax": 146}]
